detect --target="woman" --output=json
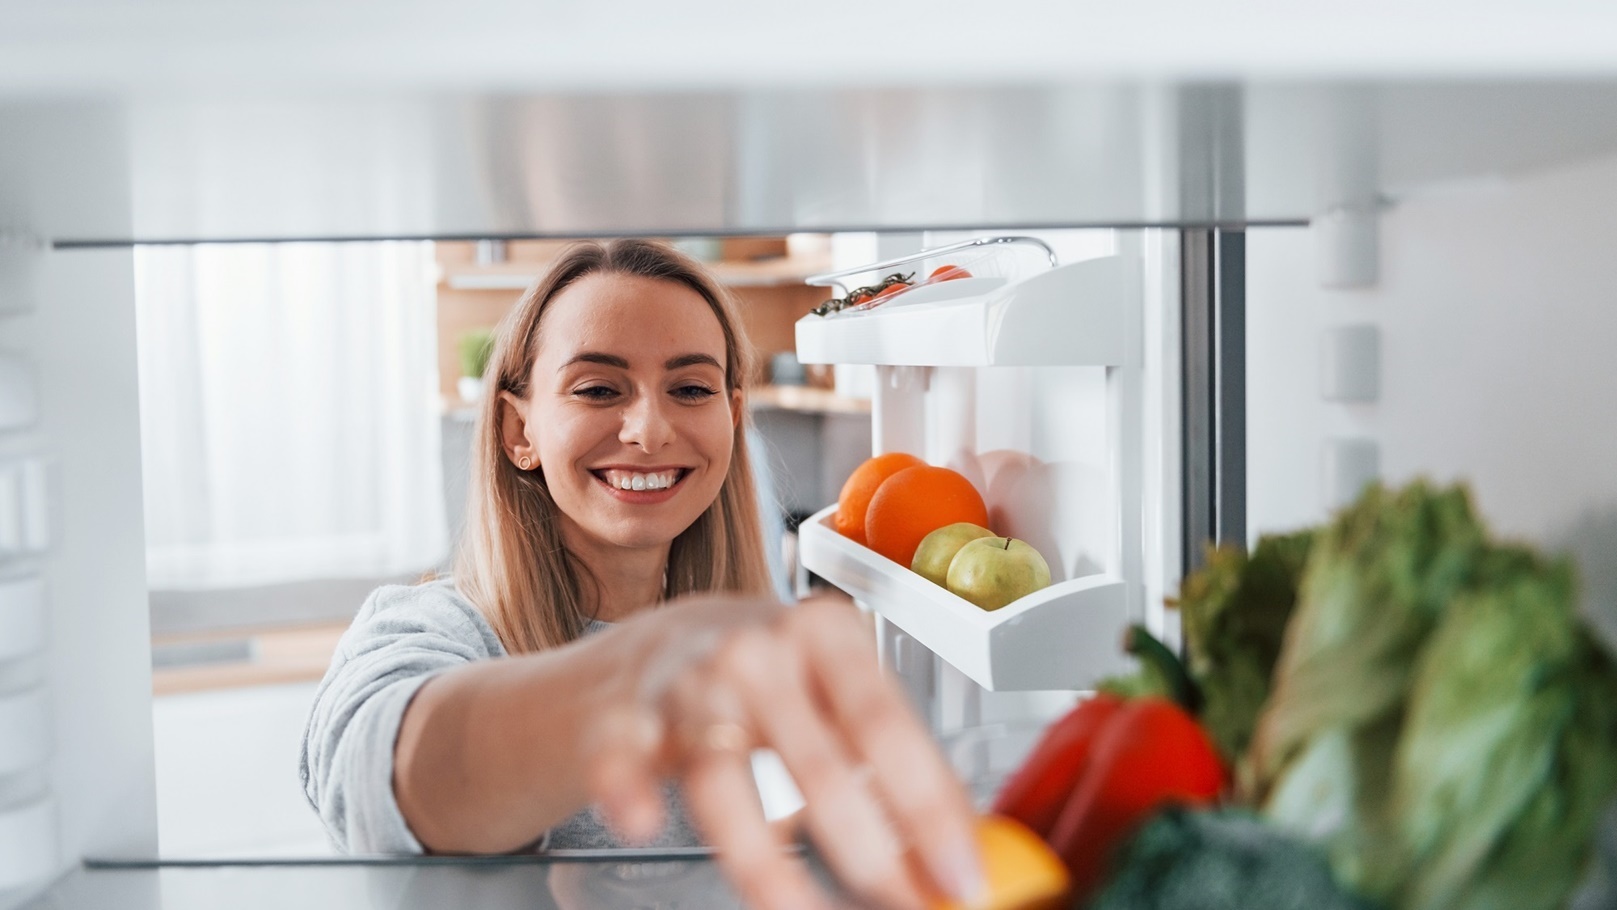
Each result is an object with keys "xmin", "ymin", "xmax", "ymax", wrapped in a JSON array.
[{"xmin": 300, "ymin": 239, "xmax": 983, "ymax": 910}]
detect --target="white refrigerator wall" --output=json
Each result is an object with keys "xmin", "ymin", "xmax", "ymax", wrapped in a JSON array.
[
  {"xmin": 1247, "ymin": 152, "xmax": 1617, "ymax": 650},
  {"xmin": 0, "ymin": 104, "xmax": 159, "ymax": 903}
]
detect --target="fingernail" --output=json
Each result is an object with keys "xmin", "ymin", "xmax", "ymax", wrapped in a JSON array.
[{"xmin": 928, "ymin": 834, "xmax": 986, "ymax": 905}]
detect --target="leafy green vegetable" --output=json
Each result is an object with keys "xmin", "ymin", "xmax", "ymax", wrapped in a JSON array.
[
  {"xmin": 1177, "ymin": 529, "xmax": 1314, "ymax": 772},
  {"xmin": 1571, "ymin": 802, "xmax": 1617, "ymax": 910},
  {"xmin": 1249, "ymin": 480, "xmax": 1489, "ymax": 876},
  {"xmin": 1387, "ymin": 547, "xmax": 1617, "ymax": 910},
  {"xmin": 1096, "ymin": 528, "xmax": 1312, "ymax": 756},
  {"xmin": 1243, "ymin": 478, "xmax": 1617, "ymax": 910},
  {"xmin": 1087, "ymin": 808, "xmax": 1381, "ymax": 910}
]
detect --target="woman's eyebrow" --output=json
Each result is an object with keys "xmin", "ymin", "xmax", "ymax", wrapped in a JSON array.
[
  {"xmin": 562, "ymin": 352, "xmax": 722, "ymax": 371},
  {"xmin": 563, "ymin": 352, "xmax": 630, "ymax": 369},
  {"xmin": 665, "ymin": 353, "xmax": 722, "ymax": 371}
]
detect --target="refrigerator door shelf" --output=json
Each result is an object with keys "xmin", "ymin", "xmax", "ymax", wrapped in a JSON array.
[
  {"xmin": 794, "ymin": 255, "xmax": 1130, "ymax": 368},
  {"xmin": 798, "ymin": 503, "xmax": 1133, "ymax": 692}
]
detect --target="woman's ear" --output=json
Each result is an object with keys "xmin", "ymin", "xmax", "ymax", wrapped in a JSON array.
[
  {"xmin": 730, "ymin": 388, "xmax": 743, "ymax": 429},
  {"xmin": 498, "ymin": 391, "xmax": 539, "ymax": 470}
]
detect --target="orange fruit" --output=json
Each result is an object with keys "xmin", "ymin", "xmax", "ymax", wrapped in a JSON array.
[
  {"xmin": 865, "ymin": 465, "xmax": 989, "ymax": 567},
  {"xmin": 929, "ymin": 815, "xmax": 1071, "ymax": 910},
  {"xmin": 835, "ymin": 452, "xmax": 925, "ymax": 546}
]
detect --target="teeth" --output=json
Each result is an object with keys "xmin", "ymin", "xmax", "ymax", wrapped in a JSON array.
[{"xmin": 602, "ymin": 470, "xmax": 679, "ymax": 492}]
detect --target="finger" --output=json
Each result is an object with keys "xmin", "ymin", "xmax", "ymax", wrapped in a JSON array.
[
  {"xmin": 580, "ymin": 704, "xmax": 668, "ymax": 844},
  {"xmin": 793, "ymin": 601, "xmax": 985, "ymax": 905},
  {"xmin": 683, "ymin": 722, "xmax": 833, "ymax": 910},
  {"xmin": 727, "ymin": 629, "xmax": 929, "ymax": 910}
]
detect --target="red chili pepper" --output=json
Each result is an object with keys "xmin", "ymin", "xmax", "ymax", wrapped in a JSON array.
[
  {"xmin": 990, "ymin": 693, "xmax": 1124, "ymax": 840},
  {"xmin": 1046, "ymin": 697, "xmax": 1226, "ymax": 900}
]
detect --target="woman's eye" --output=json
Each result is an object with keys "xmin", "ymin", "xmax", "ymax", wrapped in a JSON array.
[
  {"xmin": 574, "ymin": 386, "xmax": 618, "ymax": 400},
  {"xmin": 673, "ymin": 384, "xmax": 720, "ymax": 401}
]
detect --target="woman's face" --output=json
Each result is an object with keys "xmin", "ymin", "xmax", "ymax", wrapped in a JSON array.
[{"xmin": 505, "ymin": 272, "xmax": 741, "ymax": 556}]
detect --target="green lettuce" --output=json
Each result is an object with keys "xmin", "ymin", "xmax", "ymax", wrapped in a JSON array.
[
  {"xmin": 1178, "ymin": 529, "xmax": 1314, "ymax": 772},
  {"xmin": 1249, "ymin": 481, "xmax": 1489, "ymax": 885},
  {"xmin": 1389, "ymin": 547, "xmax": 1617, "ymax": 910},
  {"xmin": 1247, "ymin": 479, "xmax": 1617, "ymax": 910}
]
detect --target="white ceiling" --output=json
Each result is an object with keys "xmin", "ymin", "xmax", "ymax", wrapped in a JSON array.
[{"xmin": 4, "ymin": 0, "xmax": 1617, "ymax": 95}]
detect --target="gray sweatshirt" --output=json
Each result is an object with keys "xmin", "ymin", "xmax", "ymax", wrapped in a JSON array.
[{"xmin": 298, "ymin": 576, "xmax": 702, "ymax": 853}]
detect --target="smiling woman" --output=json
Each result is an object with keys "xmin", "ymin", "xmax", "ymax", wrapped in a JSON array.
[
  {"xmin": 475, "ymin": 249, "xmax": 768, "ymax": 641},
  {"xmin": 298, "ymin": 239, "xmax": 986, "ymax": 910}
]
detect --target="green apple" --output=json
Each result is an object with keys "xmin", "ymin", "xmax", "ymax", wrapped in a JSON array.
[
  {"xmin": 911, "ymin": 522, "xmax": 996, "ymax": 586},
  {"xmin": 945, "ymin": 537, "xmax": 1052, "ymax": 611}
]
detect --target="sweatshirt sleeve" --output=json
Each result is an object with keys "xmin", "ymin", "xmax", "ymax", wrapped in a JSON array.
[{"xmin": 298, "ymin": 581, "xmax": 503, "ymax": 854}]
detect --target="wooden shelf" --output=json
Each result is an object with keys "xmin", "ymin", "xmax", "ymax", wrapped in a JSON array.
[
  {"xmin": 710, "ymin": 253, "xmax": 835, "ymax": 288},
  {"xmin": 748, "ymin": 385, "xmax": 870, "ymax": 415},
  {"xmin": 439, "ymin": 253, "xmax": 835, "ymax": 292},
  {"xmin": 151, "ymin": 622, "xmax": 348, "ymax": 696}
]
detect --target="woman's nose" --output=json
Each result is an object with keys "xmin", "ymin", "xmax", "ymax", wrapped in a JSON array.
[{"xmin": 619, "ymin": 393, "xmax": 675, "ymax": 452}]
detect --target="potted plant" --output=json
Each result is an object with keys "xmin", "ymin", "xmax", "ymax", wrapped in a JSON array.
[{"xmin": 457, "ymin": 328, "xmax": 496, "ymax": 404}]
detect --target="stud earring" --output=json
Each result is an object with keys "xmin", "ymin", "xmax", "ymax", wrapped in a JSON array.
[{"xmin": 518, "ymin": 456, "xmax": 532, "ymax": 470}]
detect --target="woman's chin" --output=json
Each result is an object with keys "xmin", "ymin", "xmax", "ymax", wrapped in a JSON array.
[{"xmin": 594, "ymin": 519, "xmax": 696, "ymax": 552}]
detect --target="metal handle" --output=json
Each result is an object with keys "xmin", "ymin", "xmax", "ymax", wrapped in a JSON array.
[{"xmin": 804, "ymin": 235, "xmax": 1059, "ymax": 293}]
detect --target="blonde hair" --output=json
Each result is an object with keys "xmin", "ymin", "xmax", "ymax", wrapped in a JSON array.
[{"xmin": 454, "ymin": 239, "xmax": 774, "ymax": 654}]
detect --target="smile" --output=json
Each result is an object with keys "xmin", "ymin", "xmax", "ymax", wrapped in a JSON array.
[{"xmin": 590, "ymin": 467, "xmax": 691, "ymax": 500}]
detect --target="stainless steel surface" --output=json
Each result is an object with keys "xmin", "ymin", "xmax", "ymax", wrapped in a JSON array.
[
  {"xmin": 1180, "ymin": 228, "xmax": 1247, "ymax": 567},
  {"xmin": 1180, "ymin": 229, "xmax": 1215, "ymax": 573},
  {"xmin": 804, "ymin": 235, "xmax": 1058, "ymax": 293},
  {"xmin": 1214, "ymin": 231, "xmax": 1246, "ymax": 551},
  {"xmin": 30, "ymin": 851, "xmax": 857, "ymax": 910},
  {"xmin": 25, "ymin": 860, "xmax": 754, "ymax": 910},
  {"xmin": 10, "ymin": 81, "xmax": 1617, "ymax": 246}
]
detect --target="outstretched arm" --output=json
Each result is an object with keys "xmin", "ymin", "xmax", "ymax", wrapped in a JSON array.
[{"xmin": 393, "ymin": 594, "xmax": 984, "ymax": 910}]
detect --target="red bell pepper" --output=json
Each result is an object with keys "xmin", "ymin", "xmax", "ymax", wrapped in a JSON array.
[
  {"xmin": 990, "ymin": 692, "xmax": 1125, "ymax": 840},
  {"xmin": 1046, "ymin": 697, "xmax": 1226, "ymax": 900}
]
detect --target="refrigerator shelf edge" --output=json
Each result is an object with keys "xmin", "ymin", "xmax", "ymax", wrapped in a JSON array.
[
  {"xmin": 794, "ymin": 255, "xmax": 1129, "ymax": 368},
  {"xmin": 798, "ymin": 504, "xmax": 1133, "ymax": 692}
]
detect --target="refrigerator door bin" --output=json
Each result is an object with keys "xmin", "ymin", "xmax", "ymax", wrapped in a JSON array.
[
  {"xmin": 798, "ymin": 502, "xmax": 1133, "ymax": 691},
  {"xmin": 795, "ymin": 254, "xmax": 1131, "ymax": 368}
]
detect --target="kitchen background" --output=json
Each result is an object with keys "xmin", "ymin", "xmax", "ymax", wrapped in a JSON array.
[{"xmin": 137, "ymin": 227, "xmax": 1118, "ymax": 856}]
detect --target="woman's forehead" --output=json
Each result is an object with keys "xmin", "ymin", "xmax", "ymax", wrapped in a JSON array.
[{"xmin": 538, "ymin": 272, "xmax": 728, "ymax": 366}]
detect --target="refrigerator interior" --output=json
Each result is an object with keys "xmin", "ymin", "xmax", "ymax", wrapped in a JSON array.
[{"xmin": 5, "ymin": 79, "xmax": 1617, "ymax": 903}]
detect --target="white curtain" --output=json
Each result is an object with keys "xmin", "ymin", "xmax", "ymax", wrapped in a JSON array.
[{"xmin": 133, "ymin": 242, "xmax": 448, "ymax": 590}]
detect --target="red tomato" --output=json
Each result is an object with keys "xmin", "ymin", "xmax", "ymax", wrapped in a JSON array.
[
  {"xmin": 875, "ymin": 283, "xmax": 907, "ymax": 299},
  {"xmin": 929, "ymin": 265, "xmax": 972, "ymax": 282}
]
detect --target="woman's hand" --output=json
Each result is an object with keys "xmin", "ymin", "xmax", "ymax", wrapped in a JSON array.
[{"xmin": 581, "ymin": 594, "xmax": 984, "ymax": 910}]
